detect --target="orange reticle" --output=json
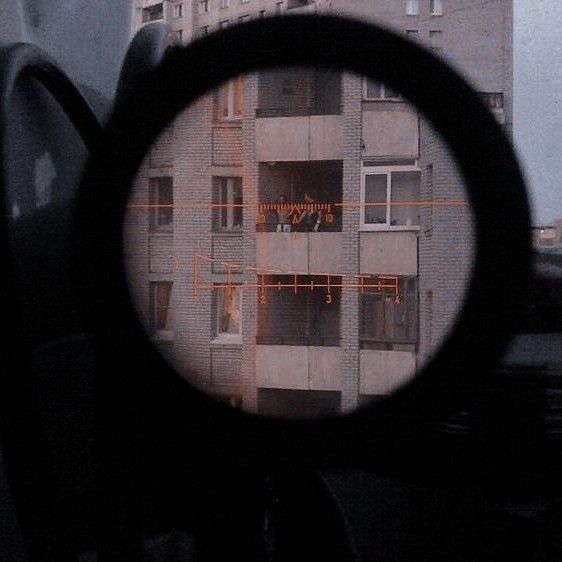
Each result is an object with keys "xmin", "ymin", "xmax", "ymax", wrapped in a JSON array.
[
  {"xmin": 192, "ymin": 254, "xmax": 402, "ymax": 303},
  {"xmin": 127, "ymin": 200, "xmax": 469, "ymax": 210}
]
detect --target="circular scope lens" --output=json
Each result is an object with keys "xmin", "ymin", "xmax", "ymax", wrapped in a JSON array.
[{"xmin": 123, "ymin": 68, "xmax": 476, "ymax": 419}]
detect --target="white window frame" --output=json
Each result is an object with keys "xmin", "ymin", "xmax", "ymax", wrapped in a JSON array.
[
  {"xmin": 173, "ymin": 3, "xmax": 183, "ymax": 18},
  {"xmin": 362, "ymin": 78, "xmax": 403, "ymax": 101},
  {"xmin": 214, "ymin": 285, "xmax": 243, "ymax": 343},
  {"xmin": 215, "ymin": 177, "xmax": 243, "ymax": 231},
  {"xmin": 150, "ymin": 281, "xmax": 174, "ymax": 341},
  {"xmin": 217, "ymin": 76, "xmax": 244, "ymax": 120},
  {"xmin": 406, "ymin": 0, "xmax": 419, "ymax": 16},
  {"xmin": 360, "ymin": 163, "xmax": 421, "ymax": 231},
  {"xmin": 430, "ymin": 0, "xmax": 443, "ymax": 16},
  {"xmin": 149, "ymin": 176, "xmax": 173, "ymax": 231}
]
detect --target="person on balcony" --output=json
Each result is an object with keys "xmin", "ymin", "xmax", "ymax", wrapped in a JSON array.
[
  {"xmin": 296, "ymin": 191, "xmax": 323, "ymax": 232},
  {"xmin": 276, "ymin": 194, "xmax": 292, "ymax": 232}
]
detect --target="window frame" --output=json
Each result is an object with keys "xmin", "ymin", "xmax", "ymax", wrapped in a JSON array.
[
  {"xmin": 220, "ymin": 0, "xmax": 230, "ymax": 9},
  {"xmin": 430, "ymin": 0, "xmax": 443, "ymax": 16},
  {"xmin": 405, "ymin": 0, "xmax": 419, "ymax": 16},
  {"xmin": 360, "ymin": 163, "xmax": 421, "ymax": 231},
  {"xmin": 172, "ymin": 3, "xmax": 183, "ymax": 18},
  {"xmin": 149, "ymin": 176, "xmax": 173, "ymax": 232},
  {"xmin": 142, "ymin": 2, "xmax": 164, "ymax": 22},
  {"xmin": 199, "ymin": 0, "xmax": 209, "ymax": 14},
  {"xmin": 216, "ymin": 76, "xmax": 244, "ymax": 120},
  {"xmin": 359, "ymin": 276, "xmax": 418, "ymax": 346},
  {"xmin": 150, "ymin": 281, "xmax": 174, "ymax": 341},
  {"xmin": 214, "ymin": 177, "xmax": 243, "ymax": 232},
  {"xmin": 214, "ymin": 285, "xmax": 243, "ymax": 343},
  {"xmin": 362, "ymin": 78, "xmax": 404, "ymax": 101}
]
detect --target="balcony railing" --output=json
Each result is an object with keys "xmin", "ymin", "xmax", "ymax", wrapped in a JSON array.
[{"xmin": 255, "ymin": 104, "xmax": 343, "ymax": 118}]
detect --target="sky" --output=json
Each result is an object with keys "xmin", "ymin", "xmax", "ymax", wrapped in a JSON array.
[{"xmin": 514, "ymin": 0, "xmax": 562, "ymax": 224}]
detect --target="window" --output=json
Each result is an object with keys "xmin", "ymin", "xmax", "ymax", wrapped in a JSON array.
[
  {"xmin": 142, "ymin": 3, "xmax": 164, "ymax": 22},
  {"xmin": 174, "ymin": 29, "xmax": 183, "ymax": 41},
  {"xmin": 363, "ymin": 78, "xmax": 403, "ymax": 101},
  {"xmin": 406, "ymin": 0, "xmax": 419, "ymax": 15},
  {"xmin": 213, "ymin": 177, "xmax": 243, "ymax": 231},
  {"xmin": 360, "ymin": 276, "xmax": 417, "ymax": 346},
  {"xmin": 199, "ymin": 0, "xmax": 209, "ymax": 13},
  {"xmin": 430, "ymin": 0, "xmax": 443, "ymax": 16},
  {"xmin": 150, "ymin": 281, "xmax": 173, "ymax": 339},
  {"xmin": 149, "ymin": 177, "xmax": 173, "ymax": 230},
  {"xmin": 219, "ymin": 19, "xmax": 230, "ymax": 29},
  {"xmin": 238, "ymin": 14, "xmax": 250, "ymax": 23},
  {"xmin": 429, "ymin": 30, "xmax": 443, "ymax": 51},
  {"xmin": 406, "ymin": 29, "xmax": 419, "ymax": 40},
  {"xmin": 241, "ymin": 0, "xmax": 250, "ymax": 3},
  {"xmin": 217, "ymin": 75, "xmax": 244, "ymax": 119},
  {"xmin": 215, "ymin": 286, "xmax": 242, "ymax": 338},
  {"xmin": 173, "ymin": 3, "xmax": 183, "ymax": 18},
  {"xmin": 220, "ymin": 0, "xmax": 230, "ymax": 8},
  {"xmin": 275, "ymin": 2, "xmax": 283, "ymax": 14},
  {"xmin": 259, "ymin": 9, "xmax": 266, "ymax": 18},
  {"xmin": 199, "ymin": 25, "xmax": 210, "ymax": 37},
  {"xmin": 361, "ymin": 164, "xmax": 420, "ymax": 229}
]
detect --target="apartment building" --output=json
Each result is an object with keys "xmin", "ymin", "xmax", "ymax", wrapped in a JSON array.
[{"xmin": 126, "ymin": 0, "xmax": 512, "ymax": 418}]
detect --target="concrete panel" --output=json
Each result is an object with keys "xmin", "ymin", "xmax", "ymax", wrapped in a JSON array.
[
  {"xmin": 362, "ymin": 111, "xmax": 418, "ymax": 158},
  {"xmin": 360, "ymin": 232, "xmax": 418, "ymax": 275},
  {"xmin": 309, "ymin": 233, "xmax": 342, "ymax": 274},
  {"xmin": 360, "ymin": 350, "xmax": 416, "ymax": 395},
  {"xmin": 309, "ymin": 347, "xmax": 342, "ymax": 391},
  {"xmin": 256, "ymin": 232, "xmax": 308, "ymax": 273},
  {"xmin": 256, "ymin": 117, "xmax": 310, "ymax": 162},
  {"xmin": 256, "ymin": 346, "xmax": 308, "ymax": 390},
  {"xmin": 309, "ymin": 116, "xmax": 344, "ymax": 160}
]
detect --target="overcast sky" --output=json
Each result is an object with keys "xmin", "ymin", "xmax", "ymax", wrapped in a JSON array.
[{"xmin": 514, "ymin": 0, "xmax": 562, "ymax": 224}]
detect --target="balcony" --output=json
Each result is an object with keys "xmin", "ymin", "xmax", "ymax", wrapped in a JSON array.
[
  {"xmin": 360, "ymin": 349, "xmax": 417, "ymax": 395},
  {"xmin": 256, "ymin": 346, "xmax": 342, "ymax": 391},
  {"xmin": 256, "ymin": 232, "xmax": 343, "ymax": 273}
]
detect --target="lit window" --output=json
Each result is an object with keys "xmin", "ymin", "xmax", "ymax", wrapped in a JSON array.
[
  {"xmin": 406, "ymin": 0, "xmax": 419, "ymax": 16},
  {"xmin": 149, "ymin": 177, "xmax": 173, "ymax": 230},
  {"xmin": 430, "ymin": 30, "xmax": 443, "ymax": 51},
  {"xmin": 214, "ymin": 177, "xmax": 243, "ymax": 231},
  {"xmin": 360, "ymin": 277, "xmax": 417, "ymax": 346},
  {"xmin": 361, "ymin": 165, "xmax": 421, "ymax": 230},
  {"xmin": 216, "ymin": 286, "xmax": 242, "ymax": 337},
  {"xmin": 173, "ymin": 3, "xmax": 183, "ymax": 18},
  {"xmin": 220, "ymin": 0, "xmax": 230, "ymax": 8},
  {"xmin": 430, "ymin": 0, "xmax": 443, "ymax": 16},
  {"xmin": 217, "ymin": 76, "xmax": 244, "ymax": 119},
  {"xmin": 363, "ymin": 78, "xmax": 402, "ymax": 101},
  {"xmin": 199, "ymin": 0, "xmax": 209, "ymax": 14},
  {"xmin": 150, "ymin": 281, "xmax": 173, "ymax": 339},
  {"xmin": 142, "ymin": 3, "xmax": 164, "ymax": 22}
]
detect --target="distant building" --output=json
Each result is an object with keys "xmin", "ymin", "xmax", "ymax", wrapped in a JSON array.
[{"xmin": 126, "ymin": 0, "xmax": 513, "ymax": 417}]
